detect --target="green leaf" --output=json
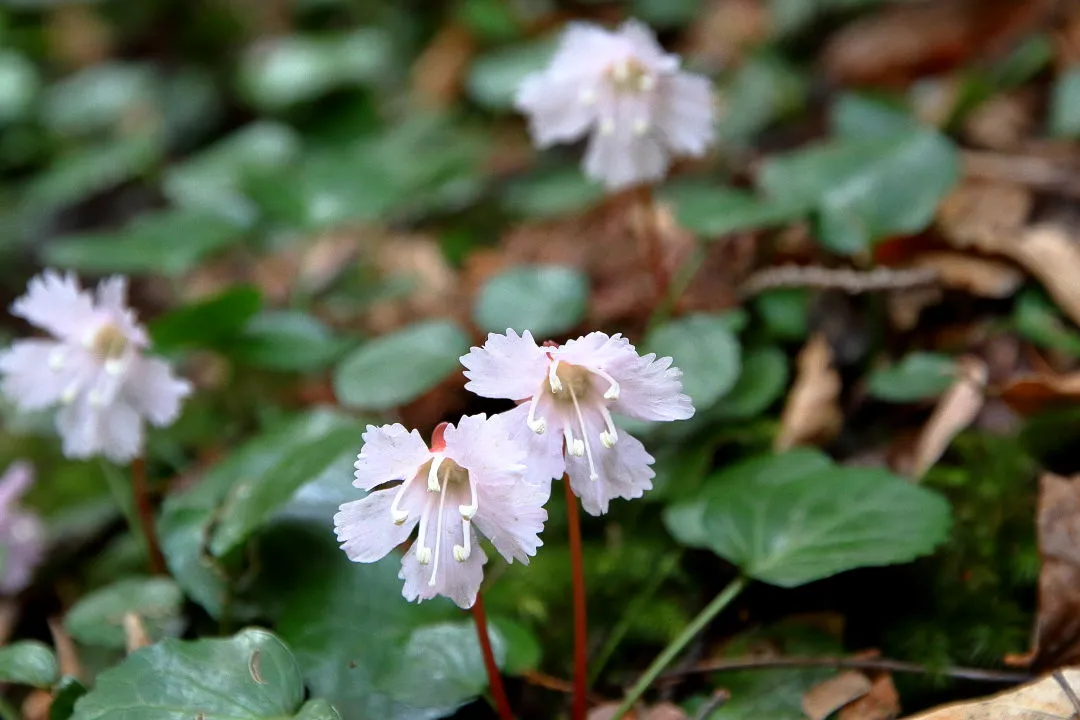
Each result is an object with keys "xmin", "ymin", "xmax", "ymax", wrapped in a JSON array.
[
  {"xmin": 754, "ymin": 289, "xmax": 809, "ymax": 341},
  {"xmin": 644, "ymin": 313, "xmax": 741, "ymax": 408},
  {"xmin": 1014, "ymin": 288, "xmax": 1080, "ymax": 356},
  {"xmin": 631, "ymin": 0, "xmax": 701, "ymax": 27},
  {"xmin": 333, "ymin": 320, "xmax": 470, "ymax": 411},
  {"xmin": 868, "ymin": 352, "xmax": 958, "ymax": 402},
  {"xmin": 0, "ymin": 641, "xmax": 58, "ymax": 687},
  {"xmin": 666, "ymin": 451, "xmax": 952, "ymax": 587},
  {"xmin": 159, "ymin": 410, "xmax": 355, "ymax": 617},
  {"xmin": 208, "ymin": 424, "xmax": 360, "ymax": 558},
  {"xmin": 474, "ymin": 265, "xmax": 588, "ymax": 337},
  {"xmin": 234, "ymin": 311, "xmax": 353, "ymax": 371},
  {"xmin": 45, "ymin": 209, "xmax": 247, "ymax": 277},
  {"xmin": 264, "ymin": 527, "xmax": 499, "ymax": 720},
  {"xmin": 0, "ymin": 51, "xmax": 39, "ymax": 123},
  {"xmin": 829, "ymin": 93, "xmax": 922, "ymax": 139},
  {"xmin": 41, "ymin": 63, "xmax": 155, "ymax": 137},
  {"xmin": 71, "ymin": 629, "xmax": 308, "ymax": 720},
  {"xmin": 295, "ymin": 700, "xmax": 343, "ymax": 720},
  {"xmin": 1050, "ymin": 66, "xmax": 1080, "ymax": 138},
  {"xmin": 238, "ymin": 29, "xmax": 392, "ymax": 111},
  {"xmin": 717, "ymin": 53, "xmax": 806, "ymax": 145},
  {"xmin": 64, "ymin": 577, "xmax": 184, "ymax": 649},
  {"xmin": 50, "ymin": 676, "xmax": 87, "ymax": 720},
  {"xmin": 466, "ymin": 37, "xmax": 556, "ymax": 110},
  {"xmin": 709, "ymin": 346, "xmax": 789, "ymax": 421},
  {"xmin": 665, "ymin": 183, "xmax": 802, "ymax": 237},
  {"xmin": 149, "ymin": 286, "xmax": 263, "ymax": 351},
  {"xmin": 163, "ymin": 121, "xmax": 302, "ymax": 224},
  {"xmin": 501, "ymin": 168, "xmax": 604, "ymax": 219},
  {"xmin": 758, "ymin": 128, "xmax": 959, "ymax": 254}
]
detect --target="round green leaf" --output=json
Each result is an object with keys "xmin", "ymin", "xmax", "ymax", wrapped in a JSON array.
[
  {"xmin": 149, "ymin": 286, "xmax": 263, "ymax": 352},
  {"xmin": 867, "ymin": 352, "xmax": 957, "ymax": 403},
  {"xmin": 644, "ymin": 313, "xmax": 741, "ymax": 408},
  {"xmin": 502, "ymin": 168, "xmax": 604, "ymax": 219},
  {"xmin": 666, "ymin": 452, "xmax": 952, "ymax": 587},
  {"xmin": 1014, "ymin": 288, "xmax": 1080, "ymax": 357},
  {"xmin": 0, "ymin": 641, "xmax": 58, "ymax": 688},
  {"xmin": 474, "ymin": 265, "xmax": 588, "ymax": 337},
  {"xmin": 64, "ymin": 577, "xmax": 184, "ymax": 649},
  {"xmin": 466, "ymin": 37, "xmax": 556, "ymax": 110},
  {"xmin": 333, "ymin": 320, "xmax": 470, "ymax": 411},
  {"xmin": 709, "ymin": 346, "xmax": 789, "ymax": 421},
  {"xmin": 0, "ymin": 51, "xmax": 39, "ymax": 123},
  {"xmin": 71, "ymin": 629, "xmax": 308, "ymax": 720},
  {"xmin": 234, "ymin": 311, "xmax": 353, "ymax": 372}
]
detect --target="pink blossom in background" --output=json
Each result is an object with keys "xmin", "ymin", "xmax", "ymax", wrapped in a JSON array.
[
  {"xmin": 0, "ymin": 271, "xmax": 192, "ymax": 463},
  {"xmin": 0, "ymin": 462, "xmax": 44, "ymax": 595},
  {"xmin": 461, "ymin": 330, "xmax": 694, "ymax": 516},
  {"xmin": 335, "ymin": 415, "xmax": 548, "ymax": 609},
  {"xmin": 515, "ymin": 19, "xmax": 716, "ymax": 190}
]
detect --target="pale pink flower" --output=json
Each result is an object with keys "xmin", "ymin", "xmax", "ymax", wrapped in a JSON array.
[
  {"xmin": 0, "ymin": 462, "xmax": 45, "ymax": 595},
  {"xmin": 0, "ymin": 271, "xmax": 192, "ymax": 463},
  {"xmin": 461, "ymin": 330, "xmax": 694, "ymax": 515},
  {"xmin": 515, "ymin": 19, "xmax": 715, "ymax": 190},
  {"xmin": 334, "ymin": 415, "xmax": 548, "ymax": 609}
]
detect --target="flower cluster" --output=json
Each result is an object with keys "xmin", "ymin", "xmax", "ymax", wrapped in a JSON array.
[
  {"xmin": 516, "ymin": 19, "xmax": 716, "ymax": 190},
  {"xmin": 335, "ymin": 328, "xmax": 693, "ymax": 608}
]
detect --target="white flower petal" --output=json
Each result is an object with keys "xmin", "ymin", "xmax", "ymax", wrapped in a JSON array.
[
  {"xmin": 335, "ymin": 488, "xmax": 420, "ymax": 563},
  {"xmin": 124, "ymin": 357, "xmax": 193, "ymax": 426},
  {"xmin": 399, "ymin": 525, "xmax": 487, "ymax": 609},
  {"xmin": 461, "ymin": 329, "xmax": 550, "ymax": 401},
  {"xmin": 566, "ymin": 428, "xmax": 655, "ymax": 516},
  {"xmin": 0, "ymin": 339, "xmax": 78, "ymax": 411},
  {"xmin": 353, "ymin": 424, "xmax": 431, "ymax": 491},
  {"xmin": 10, "ymin": 270, "xmax": 96, "ymax": 341}
]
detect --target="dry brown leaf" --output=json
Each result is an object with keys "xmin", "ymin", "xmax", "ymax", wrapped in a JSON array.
[
  {"xmin": 839, "ymin": 673, "xmax": 901, "ymax": 720},
  {"xmin": 803, "ymin": 671, "xmax": 874, "ymax": 720},
  {"xmin": 1001, "ymin": 371, "xmax": 1080, "ymax": 415},
  {"xmin": 963, "ymin": 91, "xmax": 1038, "ymax": 151},
  {"xmin": 21, "ymin": 690, "xmax": 52, "ymax": 720},
  {"xmin": 775, "ymin": 334, "xmax": 843, "ymax": 451},
  {"xmin": 909, "ymin": 253, "xmax": 1023, "ymax": 298},
  {"xmin": 907, "ymin": 356, "xmax": 987, "ymax": 480},
  {"xmin": 124, "ymin": 612, "xmax": 151, "ymax": 654},
  {"xmin": 685, "ymin": 0, "xmax": 771, "ymax": 69},
  {"xmin": 1008, "ymin": 224, "xmax": 1080, "ymax": 328},
  {"xmin": 901, "ymin": 668, "xmax": 1080, "ymax": 719},
  {"xmin": 821, "ymin": 0, "xmax": 1053, "ymax": 87},
  {"xmin": 411, "ymin": 23, "xmax": 476, "ymax": 109},
  {"xmin": 887, "ymin": 285, "xmax": 945, "ymax": 331},
  {"xmin": 588, "ymin": 702, "xmax": 687, "ymax": 720},
  {"xmin": 937, "ymin": 181, "xmax": 1033, "ymax": 251},
  {"xmin": 364, "ymin": 234, "xmax": 463, "ymax": 333},
  {"xmin": 1006, "ymin": 474, "xmax": 1080, "ymax": 672}
]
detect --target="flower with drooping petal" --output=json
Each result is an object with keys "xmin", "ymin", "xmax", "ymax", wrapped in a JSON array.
[
  {"xmin": 515, "ymin": 18, "xmax": 716, "ymax": 191},
  {"xmin": 461, "ymin": 330, "xmax": 694, "ymax": 516},
  {"xmin": 0, "ymin": 271, "xmax": 192, "ymax": 463},
  {"xmin": 334, "ymin": 415, "xmax": 548, "ymax": 609},
  {"xmin": 0, "ymin": 462, "xmax": 45, "ymax": 595}
]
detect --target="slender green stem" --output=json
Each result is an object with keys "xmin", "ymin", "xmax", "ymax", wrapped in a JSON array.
[
  {"xmin": 610, "ymin": 575, "xmax": 750, "ymax": 720},
  {"xmin": 589, "ymin": 551, "xmax": 682, "ymax": 684}
]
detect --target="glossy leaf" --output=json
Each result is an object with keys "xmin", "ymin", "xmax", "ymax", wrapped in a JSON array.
[
  {"xmin": 665, "ymin": 451, "xmax": 952, "ymax": 587},
  {"xmin": 0, "ymin": 641, "xmax": 58, "ymax": 687},
  {"xmin": 71, "ymin": 629, "xmax": 309, "ymax": 720},
  {"xmin": 333, "ymin": 320, "xmax": 470, "ymax": 411},
  {"xmin": 709, "ymin": 346, "xmax": 789, "ymax": 421},
  {"xmin": 64, "ymin": 577, "xmax": 184, "ymax": 649},
  {"xmin": 150, "ymin": 286, "xmax": 263, "ymax": 352},
  {"xmin": 644, "ymin": 313, "xmax": 741, "ymax": 409},
  {"xmin": 234, "ymin": 311, "xmax": 353, "ymax": 372},
  {"xmin": 474, "ymin": 265, "xmax": 588, "ymax": 337}
]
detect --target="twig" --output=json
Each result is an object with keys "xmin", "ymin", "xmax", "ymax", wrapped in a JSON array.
[
  {"xmin": 660, "ymin": 656, "xmax": 1033, "ymax": 684},
  {"xmin": 521, "ymin": 670, "xmax": 608, "ymax": 705},
  {"xmin": 691, "ymin": 689, "xmax": 731, "ymax": 720},
  {"xmin": 738, "ymin": 265, "xmax": 939, "ymax": 298},
  {"xmin": 1054, "ymin": 670, "xmax": 1080, "ymax": 719}
]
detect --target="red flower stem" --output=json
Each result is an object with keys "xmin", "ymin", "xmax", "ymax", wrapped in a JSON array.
[
  {"xmin": 471, "ymin": 593, "xmax": 514, "ymax": 720},
  {"xmin": 131, "ymin": 457, "xmax": 167, "ymax": 575},
  {"xmin": 564, "ymin": 476, "xmax": 589, "ymax": 720}
]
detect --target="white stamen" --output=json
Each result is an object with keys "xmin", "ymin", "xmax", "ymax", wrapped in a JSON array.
[
  {"xmin": 633, "ymin": 119, "xmax": 649, "ymax": 136},
  {"xmin": 458, "ymin": 476, "xmax": 478, "ymax": 520},
  {"xmin": 453, "ymin": 519, "xmax": 471, "ymax": 562},
  {"xmin": 415, "ymin": 502, "xmax": 432, "ymax": 563},
  {"xmin": 60, "ymin": 381, "xmax": 79, "ymax": 405},
  {"xmin": 104, "ymin": 358, "xmax": 125, "ymax": 376},
  {"xmin": 593, "ymin": 368, "xmax": 621, "ymax": 400},
  {"xmin": 428, "ymin": 486, "xmax": 450, "ymax": 587},
  {"xmin": 612, "ymin": 60, "xmax": 630, "ymax": 83},
  {"xmin": 564, "ymin": 424, "xmax": 584, "ymax": 457},
  {"xmin": 389, "ymin": 473, "xmax": 415, "ymax": 524},
  {"xmin": 427, "ymin": 454, "xmax": 445, "ymax": 492},
  {"xmin": 48, "ymin": 349, "xmax": 65, "ymax": 370},
  {"xmin": 526, "ymin": 394, "xmax": 546, "ymax": 434},
  {"xmin": 579, "ymin": 87, "xmax": 596, "ymax": 105},
  {"xmin": 639, "ymin": 73, "xmax": 656, "ymax": 92},
  {"xmin": 88, "ymin": 390, "xmax": 103, "ymax": 407},
  {"xmin": 600, "ymin": 406, "xmax": 619, "ymax": 448},
  {"xmin": 599, "ymin": 118, "xmax": 615, "ymax": 135},
  {"xmin": 548, "ymin": 359, "xmax": 563, "ymax": 393},
  {"xmin": 567, "ymin": 383, "xmax": 600, "ymax": 481}
]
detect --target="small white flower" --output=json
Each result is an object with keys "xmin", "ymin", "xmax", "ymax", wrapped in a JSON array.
[
  {"xmin": 516, "ymin": 19, "xmax": 716, "ymax": 190},
  {"xmin": 0, "ymin": 462, "xmax": 44, "ymax": 595},
  {"xmin": 334, "ymin": 415, "xmax": 549, "ymax": 609},
  {"xmin": 0, "ymin": 271, "xmax": 192, "ymax": 463},
  {"xmin": 461, "ymin": 330, "xmax": 694, "ymax": 515}
]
